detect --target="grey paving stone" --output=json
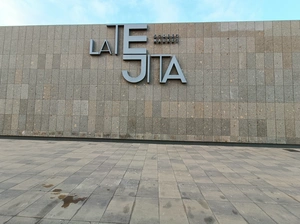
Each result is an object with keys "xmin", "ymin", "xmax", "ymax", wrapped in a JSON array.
[
  {"xmin": 232, "ymin": 202, "xmax": 276, "ymax": 224},
  {"xmin": 137, "ymin": 180, "xmax": 159, "ymax": 198},
  {"xmin": 208, "ymin": 200, "xmax": 248, "ymax": 224},
  {"xmin": 159, "ymin": 198, "xmax": 189, "ymax": 224},
  {"xmin": 38, "ymin": 219, "xmax": 69, "ymax": 224},
  {"xmin": 282, "ymin": 204, "xmax": 300, "ymax": 218},
  {"xmin": 159, "ymin": 181, "xmax": 181, "ymax": 199},
  {"xmin": 71, "ymin": 194, "xmax": 113, "ymax": 222},
  {"xmin": 18, "ymin": 192, "xmax": 62, "ymax": 218},
  {"xmin": 0, "ymin": 190, "xmax": 44, "ymax": 215},
  {"xmin": 115, "ymin": 179, "xmax": 139, "ymax": 197},
  {"xmin": 92, "ymin": 178, "xmax": 121, "ymax": 197},
  {"xmin": 257, "ymin": 203, "xmax": 300, "ymax": 224},
  {"xmin": 182, "ymin": 199, "xmax": 217, "ymax": 224},
  {"xmin": 100, "ymin": 196, "xmax": 135, "ymax": 224},
  {"xmin": 178, "ymin": 183, "xmax": 204, "ymax": 200},
  {"xmin": 130, "ymin": 197, "xmax": 159, "ymax": 224},
  {"xmin": 0, "ymin": 215, "xmax": 12, "ymax": 223},
  {"xmin": 5, "ymin": 217, "xmax": 41, "ymax": 224},
  {"xmin": 68, "ymin": 221, "xmax": 98, "ymax": 224}
]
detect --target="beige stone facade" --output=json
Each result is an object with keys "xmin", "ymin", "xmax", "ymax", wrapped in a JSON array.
[{"xmin": 0, "ymin": 21, "xmax": 300, "ymax": 144}]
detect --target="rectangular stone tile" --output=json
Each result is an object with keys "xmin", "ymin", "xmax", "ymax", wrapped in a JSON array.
[
  {"xmin": 283, "ymin": 205, "xmax": 300, "ymax": 219},
  {"xmin": 159, "ymin": 181, "xmax": 181, "ymax": 199},
  {"xmin": 92, "ymin": 178, "xmax": 121, "ymax": 197},
  {"xmin": 261, "ymin": 188, "xmax": 300, "ymax": 205},
  {"xmin": 183, "ymin": 199, "xmax": 216, "ymax": 224},
  {"xmin": 174, "ymin": 170, "xmax": 194, "ymax": 182},
  {"xmin": 141, "ymin": 169, "xmax": 158, "ymax": 180},
  {"xmin": 18, "ymin": 192, "xmax": 62, "ymax": 218},
  {"xmin": 208, "ymin": 200, "xmax": 248, "ymax": 223},
  {"xmin": 218, "ymin": 185, "xmax": 251, "ymax": 202},
  {"xmin": 232, "ymin": 202, "xmax": 276, "ymax": 224},
  {"xmin": 159, "ymin": 198, "xmax": 189, "ymax": 224},
  {"xmin": 68, "ymin": 221, "xmax": 98, "ymax": 224},
  {"xmin": 38, "ymin": 220, "xmax": 70, "ymax": 224},
  {"xmin": 0, "ymin": 190, "xmax": 44, "ymax": 215},
  {"xmin": 71, "ymin": 177, "xmax": 100, "ymax": 194},
  {"xmin": 201, "ymin": 189, "xmax": 228, "ymax": 201},
  {"xmin": 214, "ymin": 214, "xmax": 248, "ymax": 224},
  {"xmin": 115, "ymin": 179, "xmax": 139, "ymax": 197},
  {"xmin": 100, "ymin": 196, "xmax": 135, "ymax": 224},
  {"xmin": 130, "ymin": 197, "xmax": 159, "ymax": 224},
  {"xmin": 158, "ymin": 170, "xmax": 176, "ymax": 182},
  {"xmin": 178, "ymin": 183, "xmax": 204, "ymax": 200},
  {"xmin": 238, "ymin": 186, "xmax": 276, "ymax": 204},
  {"xmin": 71, "ymin": 194, "xmax": 113, "ymax": 222},
  {"xmin": 0, "ymin": 215, "xmax": 11, "ymax": 223},
  {"xmin": 137, "ymin": 180, "xmax": 158, "ymax": 198},
  {"xmin": 5, "ymin": 217, "xmax": 41, "ymax": 224},
  {"xmin": 257, "ymin": 203, "xmax": 300, "ymax": 224},
  {"xmin": 10, "ymin": 176, "xmax": 48, "ymax": 190}
]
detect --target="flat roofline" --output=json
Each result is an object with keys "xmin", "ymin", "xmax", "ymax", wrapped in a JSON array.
[{"xmin": 1, "ymin": 19, "xmax": 300, "ymax": 27}]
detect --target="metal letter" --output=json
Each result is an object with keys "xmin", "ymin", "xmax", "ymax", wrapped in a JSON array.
[
  {"xmin": 114, "ymin": 25, "xmax": 119, "ymax": 55},
  {"xmin": 107, "ymin": 24, "xmax": 121, "ymax": 55},
  {"xmin": 161, "ymin": 56, "xmax": 187, "ymax": 84},
  {"xmin": 123, "ymin": 24, "xmax": 147, "ymax": 55},
  {"xmin": 147, "ymin": 54, "xmax": 151, "ymax": 83},
  {"xmin": 89, "ymin": 39, "xmax": 100, "ymax": 55},
  {"xmin": 99, "ymin": 40, "xmax": 112, "ymax": 55},
  {"xmin": 122, "ymin": 55, "xmax": 147, "ymax": 83},
  {"xmin": 150, "ymin": 54, "xmax": 172, "ymax": 83}
]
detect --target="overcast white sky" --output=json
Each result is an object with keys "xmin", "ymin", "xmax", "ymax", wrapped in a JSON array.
[{"xmin": 0, "ymin": 0, "xmax": 299, "ymax": 26}]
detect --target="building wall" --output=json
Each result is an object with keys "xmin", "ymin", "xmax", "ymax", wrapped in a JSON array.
[{"xmin": 0, "ymin": 21, "xmax": 300, "ymax": 144}]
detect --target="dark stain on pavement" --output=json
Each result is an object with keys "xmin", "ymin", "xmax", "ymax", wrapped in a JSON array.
[
  {"xmin": 58, "ymin": 195, "xmax": 87, "ymax": 208},
  {"xmin": 232, "ymin": 209, "xmax": 238, "ymax": 215},
  {"xmin": 220, "ymin": 195, "xmax": 226, "ymax": 199},
  {"xmin": 123, "ymin": 205, "xmax": 130, "ymax": 213},
  {"xmin": 43, "ymin": 184, "xmax": 54, "ymax": 188},
  {"xmin": 204, "ymin": 216, "xmax": 215, "ymax": 224},
  {"xmin": 187, "ymin": 206, "xmax": 194, "ymax": 219},
  {"xmin": 52, "ymin": 189, "xmax": 62, "ymax": 195}
]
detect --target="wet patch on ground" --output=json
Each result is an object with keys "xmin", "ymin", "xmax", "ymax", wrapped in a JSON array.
[
  {"xmin": 58, "ymin": 195, "xmax": 87, "ymax": 208},
  {"xmin": 43, "ymin": 184, "xmax": 54, "ymax": 188}
]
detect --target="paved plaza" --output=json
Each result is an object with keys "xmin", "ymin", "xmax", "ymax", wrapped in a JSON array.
[{"xmin": 0, "ymin": 139, "xmax": 299, "ymax": 224}]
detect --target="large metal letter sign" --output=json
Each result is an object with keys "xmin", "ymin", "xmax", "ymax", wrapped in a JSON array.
[
  {"xmin": 123, "ymin": 24, "xmax": 147, "ymax": 55},
  {"xmin": 89, "ymin": 24, "xmax": 187, "ymax": 84},
  {"xmin": 122, "ymin": 24, "xmax": 148, "ymax": 83},
  {"xmin": 161, "ymin": 56, "xmax": 186, "ymax": 83},
  {"xmin": 122, "ymin": 55, "xmax": 147, "ymax": 83}
]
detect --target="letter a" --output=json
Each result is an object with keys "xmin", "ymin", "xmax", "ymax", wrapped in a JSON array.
[
  {"xmin": 100, "ymin": 40, "xmax": 112, "ymax": 55},
  {"xmin": 161, "ymin": 56, "xmax": 187, "ymax": 84}
]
